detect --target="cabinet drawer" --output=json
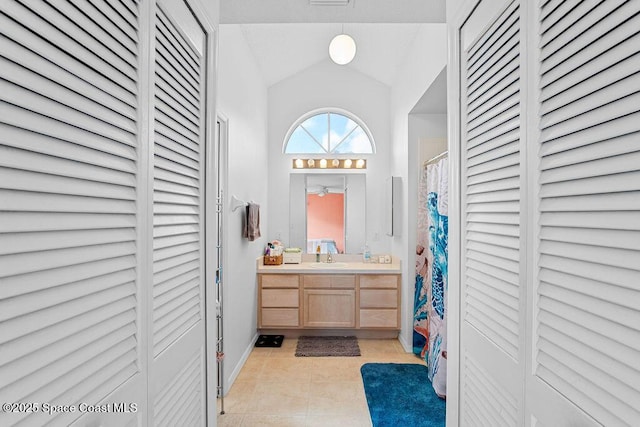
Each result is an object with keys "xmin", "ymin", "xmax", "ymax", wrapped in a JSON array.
[
  {"xmin": 360, "ymin": 289, "xmax": 397, "ymax": 308},
  {"xmin": 261, "ymin": 309, "xmax": 299, "ymax": 327},
  {"xmin": 359, "ymin": 275, "xmax": 398, "ymax": 289},
  {"xmin": 360, "ymin": 309, "xmax": 398, "ymax": 328},
  {"xmin": 261, "ymin": 289, "xmax": 299, "ymax": 308},
  {"xmin": 303, "ymin": 274, "xmax": 355, "ymax": 289},
  {"xmin": 261, "ymin": 274, "xmax": 299, "ymax": 288}
]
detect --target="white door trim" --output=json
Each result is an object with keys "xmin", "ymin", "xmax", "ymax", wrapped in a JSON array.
[{"xmin": 446, "ymin": 1, "xmax": 483, "ymax": 425}]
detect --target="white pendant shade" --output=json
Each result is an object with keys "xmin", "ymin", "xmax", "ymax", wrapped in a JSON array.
[{"xmin": 329, "ymin": 34, "xmax": 356, "ymax": 65}]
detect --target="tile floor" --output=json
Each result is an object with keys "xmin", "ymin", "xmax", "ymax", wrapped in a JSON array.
[{"xmin": 216, "ymin": 338, "xmax": 425, "ymax": 427}]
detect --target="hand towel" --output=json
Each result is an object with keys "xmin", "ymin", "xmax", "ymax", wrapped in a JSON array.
[{"xmin": 243, "ymin": 202, "xmax": 261, "ymax": 241}]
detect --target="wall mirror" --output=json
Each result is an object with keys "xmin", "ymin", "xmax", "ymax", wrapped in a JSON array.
[{"xmin": 289, "ymin": 173, "xmax": 366, "ymax": 254}]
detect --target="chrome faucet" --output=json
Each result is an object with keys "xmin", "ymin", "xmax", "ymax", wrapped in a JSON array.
[{"xmin": 326, "ymin": 252, "xmax": 333, "ymax": 263}]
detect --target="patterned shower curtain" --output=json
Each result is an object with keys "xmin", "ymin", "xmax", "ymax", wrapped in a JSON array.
[{"xmin": 413, "ymin": 156, "xmax": 448, "ymax": 398}]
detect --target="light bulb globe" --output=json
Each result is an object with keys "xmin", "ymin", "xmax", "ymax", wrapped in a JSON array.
[{"xmin": 329, "ymin": 34, "xmax": 356, "ymax": 65}]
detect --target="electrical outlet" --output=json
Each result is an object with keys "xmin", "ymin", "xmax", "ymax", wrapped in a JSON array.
[{"xmin": 275, "ymin": 231, "xmax": 282, "ymax": 241}]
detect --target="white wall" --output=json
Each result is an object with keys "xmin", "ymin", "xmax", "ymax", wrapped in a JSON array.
[
  {"xmin": 410, "ymin": 114, "xmax": 448, "ymax": 163},
  {"xmin": 389, "ymin": 24, "xmax": 448, "ymax": 351},
  {"xmin": 218, "ymin": 25, "xmax": 269, "ymax": 390},
  {"xmin": 406, "ymin": 112, "xmax": 447, "ymax": 356},
  {"xmin": 267, "ymin": 60, "xmax": 392, "ymax": 255}
]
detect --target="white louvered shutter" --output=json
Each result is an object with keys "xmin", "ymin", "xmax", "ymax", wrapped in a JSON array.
[
  {"xmin": 459, "ymin": 0, "xmax": 525, "ymax": 425},
  {"xmin": 528, "ymin": 1, "xmax": 640, "ymax": 426},
  {"xmin": 150, "ymin": 2, "xmax": 207, "ymax": 425},
  {"xmin": 0, "ymin": 1, "xmax": 143, "ymax": 426}
]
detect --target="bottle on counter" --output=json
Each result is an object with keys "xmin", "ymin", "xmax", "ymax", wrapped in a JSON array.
[{"xmin": 363, "ymin": 243, "xmax": 371, "ymax": 263}]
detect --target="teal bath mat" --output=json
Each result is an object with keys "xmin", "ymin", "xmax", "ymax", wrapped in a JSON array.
[{"xmin": 361, "ymin": 363, "xmax": 445, "ymax": 427}]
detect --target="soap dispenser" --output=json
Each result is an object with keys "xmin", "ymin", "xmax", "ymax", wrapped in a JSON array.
[
  {"xmin": 362, "ymin": 243, "xmax": 371, "ymax": 263},
  {"xmin": 316, "ymin": 245, "xmax": 321, "ymax": 262}
]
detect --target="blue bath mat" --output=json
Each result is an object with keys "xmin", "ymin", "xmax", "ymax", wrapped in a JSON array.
[{"xmin": 360, "ymin": 363, "xmax": 445, "ymax": 427}]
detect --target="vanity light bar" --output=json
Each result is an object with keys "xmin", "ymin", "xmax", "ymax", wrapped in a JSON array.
[{"xmin": 292, "ymin": 158, "xmax": 367, "ymax": 169}]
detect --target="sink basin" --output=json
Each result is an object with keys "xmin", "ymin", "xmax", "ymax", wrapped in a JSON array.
[{"xmin": 308, "ymin": 262, "xmax": 349, "ymax": 268}]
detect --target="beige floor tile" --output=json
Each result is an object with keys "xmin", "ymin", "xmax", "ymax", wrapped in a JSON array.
[
  {"xmin": 358, "ymin": 338, "xmax": 404, "ymax": 356},
  {"xmin": 250, "ymin": 381, "xmax": 311, "ymax": 416},
  {"xmin": 234, "ymin": 357, "xmax": 267, "ymax": 382},
  {"xmin": 306, "ymin": 414, "xmax": 372, "ymax": 427},
  {"xmin": 310, "ymin": 358, "xmax": 364, "ymax": 382},
  {"xmin": 249, "ymin": 347, "xmax": 275, "ymax": 357},
  {"xmin": 262, "ymin": 338, "xmax": 297, "ymax": 357},
  {"xmin": 220, "ymin": 338, "xmax": 431, "ymax": 424},
  {"xmin": 390, "ymin": 353, "xmax": 427, "ymax": 363},
  {"xmin": 241, "ymin": 414, "xmax": 306, "ymax": 427},
  {"xmin": 307, "ymin": 381, "xmax": 369, "ymax": 416},
  {"xmin": 217, "ymin": 413, "xmax": 244, "ymax": 427},
  {"xmin": 217, "ymin": 381, "xmax": 258, "ymax": 413},
  {"xmin": 257, "ymin": 357, "xmax": 314, "ymax": 381}
]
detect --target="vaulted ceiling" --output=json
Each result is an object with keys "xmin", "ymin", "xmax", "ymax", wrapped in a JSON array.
[
  {"xmin": 220, "ymin": 0, "xmax": 446, "ymax": 24},
  {"xmin": 220, "ymin": 0, "xmax": 447, "ymax": 87}
]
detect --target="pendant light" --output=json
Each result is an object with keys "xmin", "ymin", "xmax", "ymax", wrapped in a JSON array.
[{"xmin": 329, "ymin": 25, "xmax": 356, "ymax": 65}]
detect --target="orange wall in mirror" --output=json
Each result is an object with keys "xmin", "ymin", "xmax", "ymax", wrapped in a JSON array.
[{"xmin": 307, "ymin": 193, "xmax": 345, "ymax": 253}]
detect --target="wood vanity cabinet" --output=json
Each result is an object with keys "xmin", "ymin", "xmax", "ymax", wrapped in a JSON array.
[
  {"xmin": 258, "ymin": 272, "xmax": 400, "ymax": 330},
  {"xmin": 303, "ymin": 275, "xmax": 356, "ymax": 328},
  {"xmin": 258, "ymin": 274, "xmax": 300, "ymax": 328},
  {"xmin": 359, "ymin": 274, "xmax": 400, "ymax": 328}
]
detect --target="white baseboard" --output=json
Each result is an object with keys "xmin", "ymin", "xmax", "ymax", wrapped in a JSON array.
[
  {"xmin": 222, "ymin": 332, "xmax": 259, "ymax": 396},
  {"xmin": 398, "ymin": 332, "xmax": 412, "ymax": 353}
]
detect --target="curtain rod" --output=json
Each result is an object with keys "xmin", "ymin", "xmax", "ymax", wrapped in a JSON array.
[{"xmin": 424, "ymin": 150, "xmax": 448, "ymax": 166}]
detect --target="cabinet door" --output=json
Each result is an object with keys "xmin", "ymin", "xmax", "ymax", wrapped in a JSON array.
[{"xmin": 303, "ymin": 290, "xmax": 355, "ymax": 328}]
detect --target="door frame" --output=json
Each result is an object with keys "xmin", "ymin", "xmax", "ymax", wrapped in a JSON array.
[
  {"xmin": 179, "ymin": 0, "xmax": 217, "ymax": 424},
  {"xmin": 446, "ymin": 1, "xmax": 480, "ymax": 425},
  {"xmin": 207, "ymin": 112, "xmax": 229, "ymax": 407},
  {"xmin": 203, "ymin": 80, "xmax": 221, "ymax": 423}
]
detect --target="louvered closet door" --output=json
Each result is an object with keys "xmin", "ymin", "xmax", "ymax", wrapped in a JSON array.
[
  {"xmin": 0, "ymin": 1, "xmax": 143, "ymax": 426},
  {"xmin": 150, "ymin": 1, "xmax": 207, "ymax": 426},
  {"xmin": 527, "ymin": 1, "xmax": 640, "ymax": 426},
  {"xmin": 459, "ymin": 0, "xmax": 526, "ymax": 425}
]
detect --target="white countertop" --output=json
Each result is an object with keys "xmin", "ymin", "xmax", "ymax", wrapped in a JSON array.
[{"xmin": 256, "ymin": 257, "xmax": 401, "ymax": 274}]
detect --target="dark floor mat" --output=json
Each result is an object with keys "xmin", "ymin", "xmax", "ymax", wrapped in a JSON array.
[
  {"xmin": 295, "ymin": 336, "xmax": 360, "ymax": 357},
  {"xmin": 255, "ymin": 334, "xmax": 284, "ymax": 347}
]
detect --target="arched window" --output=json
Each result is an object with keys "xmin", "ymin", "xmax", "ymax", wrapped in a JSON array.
[{"xmin": 283, "ymin": 109, "xmax": 375, "ymax": 154}]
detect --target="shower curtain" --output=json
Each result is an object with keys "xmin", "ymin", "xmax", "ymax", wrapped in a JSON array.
[{"xmin": 413, "ymin": 156, "xmax": 448, "ymax": 398}]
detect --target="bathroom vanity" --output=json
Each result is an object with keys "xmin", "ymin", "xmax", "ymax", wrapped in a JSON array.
[{"xmin": 257, "ymin": 258, "xmax": 401, "ymax": 332}]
